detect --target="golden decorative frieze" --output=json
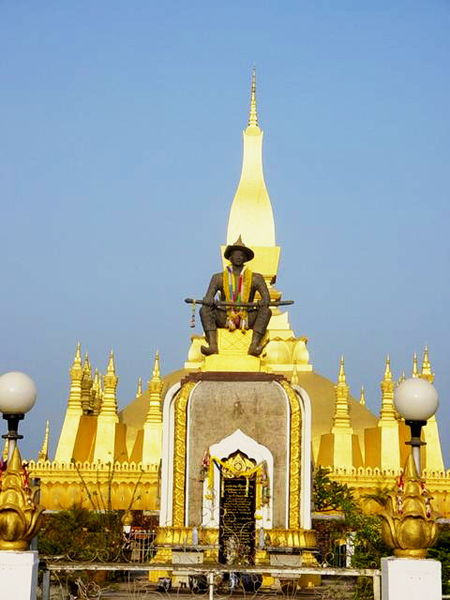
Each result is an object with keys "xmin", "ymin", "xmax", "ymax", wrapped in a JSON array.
[
  {"xmin": 172, "ymin": 381, "xmax": 197, "ymax": 527},
  {"xmin": 155, "ymin": 526, "xmax": 218, "ymax": 547},
  {"xmin": 265, "ymin": 528, "xmax": 317, "ymax": 549},
  {"xmin": 280, "ymin": 381, "xmax": 302, "ymax": 529}
]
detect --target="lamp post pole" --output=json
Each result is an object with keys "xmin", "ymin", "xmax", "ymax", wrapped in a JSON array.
[{"xmin": 404, "ymin": 419, "xmax": 427, "ymax": 474}]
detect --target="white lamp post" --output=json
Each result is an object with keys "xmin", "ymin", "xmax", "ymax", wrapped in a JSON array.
[
  {"xmin": 0, "ymin": 371, "xmax": 37, "ymax": 461},
  {"xmin": 0, "ymin": 371, "xmax": 41, "ymax": 600},
  {"xmin": 394, "ymin": 377, "xmax": 439, "ymax": 473},
  {"xmin": 381, "ymin": 377, "xmax": 442, "ymax": 600}
]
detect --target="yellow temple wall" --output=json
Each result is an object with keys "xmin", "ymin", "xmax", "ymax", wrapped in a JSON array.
[
  {"xmin": 28, "ymin": 460, "xmax": 160, "ymax": 511},
  {"xmin": 328, "ymin": 466, "xmax": 450, "ymax": 518}
]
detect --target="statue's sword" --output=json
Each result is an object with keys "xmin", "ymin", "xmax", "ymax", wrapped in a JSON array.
[{"xmin": 184, "ymin": 298, "xmax": 294, "ymax": 308}]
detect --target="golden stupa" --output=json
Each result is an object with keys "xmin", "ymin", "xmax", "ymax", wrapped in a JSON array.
[{"xmin": 28, "ymin": 73, "xmax": 449, "ymax": 532}]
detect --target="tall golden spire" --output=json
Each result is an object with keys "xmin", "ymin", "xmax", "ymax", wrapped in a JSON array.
[
  {"xmin": 248, "ymin": 67, "xmax": 258, "ymax": 127},
  {"xmin": 107, "ymin": 350, "xmax": 116, "ymax": 375},
  {"xmin": 420, "ymin": 346, "xmax": 435, "ymax": 383},
  {"xmin": 412, "ymin": 352, "xmax": 419, "ymax": 378},
  {"xmin": 83, "ymin": 352, "xmax": 91, "ymax": 374},
  {"xmin": 146, "ymin": 352, "xmax": 163, "ymax": 424},
  {"xmin": 378, "ymin": 355, "xmax": 400, "ymax": 470},
  {"xmin": 380, "ymin": 355, "xmax": 396, "ymax": 421},
  {"xmin": 136, "ymin": 377, "xmax": 143, "ymax": 398},
  {"xmin": 67, "ymin": 342, "xmax": 83, "ymax": 414},
  {"xmin": 152, "ymin": 351, "xmax": 160, "ymax": 379},
  {"xmin": 338, "ymin": 355, "xmax": 347, "ymax": 384},
  {"xmin": 54, "ymin": 342, "xmax": 84, "ymax": 461},
  {"xmin": 73, "ymin": 342, "xmax": 82, "ymax": 367},
  {"xmin": 224, "ymin": 71, "xmax": 279, "ymax": 282},
  {"xmin": 143, "ymin": 352, "xmax": 164, "ymax": 465},
  {"xmin": 81, "ymin": 352, "xmax": 93, "ymax": 413},
  {"xmin": 100, "ymin": 350, "xmax": 118, "ymax": 418},
  {"xmin": 420, "ymin": 346, "xmax": 437, "ymax": 425},
  {"xmin": 332, "ymin": 356, "xmax": 351, "ymax": 429},
  {"xmin": 92, "ymin": 369, "xmax": 102, "ymax": 414},
  {"xmin": 359, "ymin": 386, "xmax": 366, "ymax": 406},
  {"xmin": 38, "ymin": 420, "xmax": 50, "ymax": 461}
]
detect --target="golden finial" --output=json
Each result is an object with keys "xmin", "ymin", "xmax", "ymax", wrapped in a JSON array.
[
  {"xmin": 136, "ymin": 377, "xmax": 143, "ymax": 397},
  {"xmin": 92, "ymin": 369, "xmax": 103, "ymax": 415},
  {"xmin": 152, "ymin": 351, "xmax": 161, "ymax": 379},
  {"xmin": 420, "ymin": 345, "xmax": 435, "ymax": 383},
  {"xmin": 93, "ymin": 369, "xmax": 101, "ymax": 393},
  {"xmin": 398, "ymin": 371, "xmax": 406, "ymax": 385},
  {"xmin": 107, "ymin": 350, "xmax": 116, "ymax": 375},
  {"xmin": 380, "ymin": 355, "xmax": 395, "ymax": 421},
  {"xmin": 333, "ymin": 356, "xmax": 351, "ymax": 429},
  {"xmin": 359, "ymin": 386, "xmax": 366, "ymax": 406},
  {"xmin": 83, "ymin": 352, "xmax": 91, "ymax": 375},
  {"xmin": 383, "ymin": 355, "xmax": 392, "ymax": 381},
  {"xmin": 73, "ymin": 342, "xmax": 82, "ymax": 367},
  {"xmin": 338, "ymin": 355, "xmax": 347, "ymax": 384},
  {"xmin": 146, "ymin": 352, "xmax": 163, "ymax": 423},
  {"xmin": 248, "ymin": 67, "xmax": 258, "ymax": 127},
  {"xmin": 412, "ymin": 352, "xmax": 419, "ymax": 378},
  {"xmin": 38, "ymin": 420, "xmax": 50, "ymax": 462}
]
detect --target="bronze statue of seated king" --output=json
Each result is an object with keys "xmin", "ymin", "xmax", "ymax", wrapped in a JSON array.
[{"xmin": 198, "ymin": 237, "xmax": 271, "ymax": 357}]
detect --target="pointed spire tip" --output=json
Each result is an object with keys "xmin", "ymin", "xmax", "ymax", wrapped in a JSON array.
[{"xmin": 248, "ymin": 68, "xmax": 258, "ymax": 127}]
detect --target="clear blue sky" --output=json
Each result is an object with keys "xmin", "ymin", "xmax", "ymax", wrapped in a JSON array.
[{"xmin": 1, "ymin": 2, "xmax": 449, "ymax": 465}]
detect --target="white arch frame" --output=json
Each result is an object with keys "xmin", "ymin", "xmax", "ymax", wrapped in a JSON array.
[{"xmin": 201, "ymin": 429, "xmax": 274, "ymax": 529}]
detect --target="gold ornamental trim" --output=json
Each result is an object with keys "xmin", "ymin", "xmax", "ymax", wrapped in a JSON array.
[
  {"xmin": 280, "ymin": 380, "xmax": 302, "ymax": 529},
  {"xmin": 172, "ymin": 381, "xmax": 197, "ymax": 527}
]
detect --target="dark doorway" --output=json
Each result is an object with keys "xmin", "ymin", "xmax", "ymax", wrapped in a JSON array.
[{"xmin": 219, "ymin": 477, "xmax": 256, "ymax": 565}]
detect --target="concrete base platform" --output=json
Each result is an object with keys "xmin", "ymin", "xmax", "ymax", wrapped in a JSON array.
[{"xmin": 381, "ymin": 557, "xmax": 441, "ymax": 600}]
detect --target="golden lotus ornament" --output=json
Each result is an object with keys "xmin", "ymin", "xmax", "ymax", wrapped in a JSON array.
[
  {"xmin": 0, "ymin": 447, "xmax": 45, "ymax": 551},
  {"xmin": 379, "ymin": 453, "xmax": 439, "ymax": 558}
]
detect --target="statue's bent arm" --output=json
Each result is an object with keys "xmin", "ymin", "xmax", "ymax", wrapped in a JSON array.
[
  {"xmin": 203, "ymin": 273, "xmax": 223, "ymax": 305},
  {"xmin": 253, "ymin": 273, "xmax": 270, "ymax": 305}
]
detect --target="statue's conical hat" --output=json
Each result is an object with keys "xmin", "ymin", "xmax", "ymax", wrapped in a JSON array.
[{"xmin": 224, "ymin": 235, "xmax": 254, "ymax": 262}]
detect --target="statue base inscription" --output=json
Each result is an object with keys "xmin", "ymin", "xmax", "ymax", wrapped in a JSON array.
[{"xmin": 219, "ymin": 477, "xmax": 256, "ymax": 565}]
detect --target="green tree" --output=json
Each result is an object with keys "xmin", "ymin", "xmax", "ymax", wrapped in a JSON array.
[
  {"xmin": 312, "ymin": 467, "xmax": 390, "ymax": 569},
  {"xmin": 428, "ymin": 525, "xmax": 450, "ymax": 594}
]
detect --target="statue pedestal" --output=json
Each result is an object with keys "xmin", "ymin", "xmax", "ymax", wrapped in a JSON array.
[
  {"xmin": 204, "ymin": 330, "xmax": 261, "ymax": 372},
  {"xmin": 381, "ymin": 557, "xmax": 441, "ymax": 600},
  {"xmin": 0, "ymin": 551, "xmax": 39, "ymax": 600}
]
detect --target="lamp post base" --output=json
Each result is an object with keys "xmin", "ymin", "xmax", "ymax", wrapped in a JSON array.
[
  {"xmin": 381, "ymin": 556, "xmax": 441, "ymax": 600},
  {"xmin": 0, "ymin": 550, "xmax": 38, "ymax": 600}
]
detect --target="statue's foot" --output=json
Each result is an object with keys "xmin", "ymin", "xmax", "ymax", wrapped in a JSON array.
[
  {"xmin": 201, "ymin": 345, "xmax": 218, "ymax": 356},
  {"xmin": 248, "ymin": 343, "xmax": 263, "ymax": 357}
]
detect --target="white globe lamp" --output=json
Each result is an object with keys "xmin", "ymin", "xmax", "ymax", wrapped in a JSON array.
[
  {"xmin": 394, "ymin": 377, "xmax": 438, "ymax": 473},
  {"xmin": 0, "ymin": 371, "xmax": 37, "ymax": 461}
]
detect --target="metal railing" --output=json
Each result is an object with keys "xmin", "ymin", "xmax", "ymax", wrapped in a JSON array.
[{"xmin": 40, "ymin": 562, "xmax": 381, "ymax": 600}]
